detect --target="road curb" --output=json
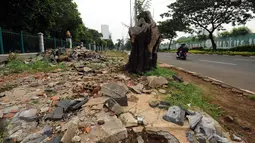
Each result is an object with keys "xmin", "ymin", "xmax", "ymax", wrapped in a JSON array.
[
  {"xmin": 159, "ymin": 63, "xmax": 255, "ymax": 97},
  {"xmin": 186, "ymin": 53, "xmax": 255, "ymax": 57}
]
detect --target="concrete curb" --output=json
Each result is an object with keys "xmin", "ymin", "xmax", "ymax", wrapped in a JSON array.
[
  {"xmin": 166, "ymin": 52, "xmax": 255, "ymax": 57},
  {"xmin": 159, "ymin": 63, "xmax": 255, "ymax": 97}
]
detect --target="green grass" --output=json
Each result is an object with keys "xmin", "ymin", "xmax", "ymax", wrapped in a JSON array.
[
  {"xmin": 166, "ymin": 82, "xmax": 221, "ymax": 119},
  {"xmin": 103, "ymin": 50, "xmax": 128, "ymax": 58},
  {"xmin": 248, "ymin": 95, "xmax": 255, "ymax": 101},
  {"xmin": 144, "ymin": 67, "xmax": 176, "ymax": 78},
  {"xmin": 144, "ymin": 67, "xmax": 221, "ymax": 119},
  {"xmin": 2, "ymin": 60, "xmax": 66, "ymax": 74}
]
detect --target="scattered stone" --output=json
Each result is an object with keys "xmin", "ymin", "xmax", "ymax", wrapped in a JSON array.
[
  {"xmin": 42, "ymin": 125, "xmax": 53, "ymax": 137},
  {"xmin": 83, "ymin": 67, "xmax": 92, "ymax": 72},
  {"xmin": 231, "ymin": 134, "xmax": 242, "ymax": 142},
  {"xmin": 137, "ymin": 116, "xmax": 145, "ymax": 126},
  {"xmin": 212, "ymin": 134, "xmax": 229, "ymax": 143},
  {"xmin": 84, "ymin": 97, "xmax": 109, "ymax": 107},
  {"xmin": 104, "ymin": 98, "xmax": 124, "ymax": 115},
  {"xmin": 45, "ymin": 107, "xmax": 64, "ymax": 121},
  {"xmin": 163, "ymin": 106, "xmax": 185, "ymax": 126},
  {"xmin": 91, "ymin": 104, "xmax": 104, "ymax": 110},
  {"xmin": 172, "ymin": 75, "xmax": 184, "ymax": 83},
  {"xmin": 40, "ymin": 107, "xmax": 50, "ymax": 113},
  {"xmin": 137, "ymin": 136, "xmax": 144, "ymax": 143},
  {"xmin": 142, "ymin": 89, "xmax": 152, "ymax": 94},
  {"xmin": 158, "ymin": 89, "xmax": 167, "ymax": 94},
  {"xmin": 116, "ymin": 74, "xmax": 130, "ymax": 81},
  {"xmin": 31, "ymin": 96, "xmax": 39, "ymax": 100},
  {"xmin": 149, "ymin": 101, "xmax": 159, "ymax": 108},
  {"xmin": 21, "ymin": 133, "xmax": 47, "ymax": 143},
  {"xmin": 119, "ymin": 112, "xmax": 138, "ymax": 127},
  {"xmin": 101, "ymin": 83, "xmax": 128, "ymax": 106},
  {"xmin": 72, "ymin": 136, "xmax": 81, "ymax": 142},
  {"xmin": 98, "ymin": 120, "xmax": 105, "ymax": 125},
  {"xmin": 132, "ymin": 126, "xmax": 144, "ymax": 133},
  {"xmin": 187, "ymin": 112, "xmax": 203, "ymax": 130},
  {"xmin": 19, "ymin": 108, "xmax": 38, "ymax": 121},
  {"xmin": 242, "ymin": 126, "xmax": 251, "ymax": 132},
  {"xmin": 195, "ymin": 117, "xmax": 216, "ymax": 139},
  {"xmin": 81, "ymin": 112, "xmax": 128, "ymax": 143},
  {"xmin": 147, "ymin": 76, "xmax": 168, "ymax": 88},
  {"xmin": 130, "ymin": 83, "xmax": 144, "ymax": 94},
  {"xmin": 145, "ymin": 130, "xmax": 180, "ymax": 143},
  {"xmin": 128, "ymin": 94, "xmax": 139, "ymax": 103},
  {"xmin": 158, "ymin": 101, "xmax": 171, "ymax": 110},
  {"xmin": 61, "ymin": 117, "xmax": 79, "ymax": 143},
  {"xmin": 45, "ymin": 136, "xmax": 61, "ymax": 143},
  {"xmin": 70, "ymin": 96, "xmax": 89, "ymax": 110},
  {"xmin": 186, "ymin": 131, "xmax": 195, "ymax": 143},
  {"xmin": 9, "ymin": 130, "xmax": 28, "ymax": 142}
]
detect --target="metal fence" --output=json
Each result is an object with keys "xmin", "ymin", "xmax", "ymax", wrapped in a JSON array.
[
  {"xmin": 160, "ymin": 34, "xmax": 255, "ymax": 50},
  {"xmin": 0, "ymin": 27, "xmax": 81, "ymax": 54}
]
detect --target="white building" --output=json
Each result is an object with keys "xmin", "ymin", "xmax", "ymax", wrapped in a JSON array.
[{"xmin": 101, "ymin": 25, "xmax": 110, "ymax": 40}]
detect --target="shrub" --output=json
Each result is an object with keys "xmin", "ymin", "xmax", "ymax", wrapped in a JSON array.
[{"xmin": 230, "ymin": 45, "xmax": 255, "ymax": 52}]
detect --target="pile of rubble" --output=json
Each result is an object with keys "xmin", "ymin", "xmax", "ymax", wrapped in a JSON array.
[{"xmin": 0, "ymin": 47, "xmax": 241, "ymax": 143}]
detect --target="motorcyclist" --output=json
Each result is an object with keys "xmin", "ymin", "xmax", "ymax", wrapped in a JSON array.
[{"xmin": 177, "ymin": 43, "xmax": 187, "ymax": 57}]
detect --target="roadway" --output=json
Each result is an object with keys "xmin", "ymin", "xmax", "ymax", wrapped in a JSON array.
[{"xmin": 158, "ymin": 53, "xmax": 255, "ymax": 92}]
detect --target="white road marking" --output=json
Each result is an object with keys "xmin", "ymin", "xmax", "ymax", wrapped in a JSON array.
[
  {"xmin": 199, "ymin": 60, "xmax": 237, "ymax": 65},
  {"xmin": 234, "ymin": 59, "xmax": 255, "ymax": 62}
]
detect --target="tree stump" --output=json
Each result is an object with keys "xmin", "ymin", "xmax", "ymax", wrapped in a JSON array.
[{"xmin": 125, "ymin": 11, "xmax": 161, "ymax": 73}]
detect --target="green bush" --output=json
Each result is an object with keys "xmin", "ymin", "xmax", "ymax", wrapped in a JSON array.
[{"xmin": 230, "ymin": 45, "xmax": 255, "ymax": 52}]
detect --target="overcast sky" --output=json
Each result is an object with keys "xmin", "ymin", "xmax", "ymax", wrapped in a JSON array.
[{"xmin": 74, "ymin": 0, "xmax": 255, "ymax": 43}]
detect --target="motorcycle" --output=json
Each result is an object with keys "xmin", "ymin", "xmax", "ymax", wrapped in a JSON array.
[{"xmin": 176, "ymin": 51, "xmax": 188, "ymax": 60}]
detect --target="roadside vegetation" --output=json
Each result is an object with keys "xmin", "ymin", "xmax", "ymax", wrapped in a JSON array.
[
  {"xmin": 144, "ymin": 67, "xmax": 221, "ymax": 119},
  {"xmin": 0, "ymin": 59, "xmax": 66, "ymax": 75}
]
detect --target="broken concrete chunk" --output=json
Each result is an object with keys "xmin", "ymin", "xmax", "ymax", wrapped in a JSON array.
[
  {"xmin": 158, "ymin": 89, "xmax": 167, "ymax": 94},
  {"xmin": 61, "ymin": 117, "xmax": 79, "ymax": 143},
  {"xmin": 130, "ymin": 83, "xmax": 144, "ymax": 94},
  {"xmin": 104, "ymin": 99, "xmax": 124, "ymax": 115},
  {"xmin": 212, "ymin": 134, "xmax": 229, "ymax": 143},
  {"xmin": 70, "ymin": 96, "xmax": 89, "ymax": 110},
  {"xmin": 147, "ymin": 76, "xmax": 168, "ymax": 88},
  {"xmin": 71, "ymin": 136, "xmax": 81, "ymax": 142},
  {"xmin": 187, "ymin": 112, "xmax": 203, "ymax": 130},
  {"xmin": 56, "ymin": 100, "xmax": 73, "ymax": 112},
  {"xmin": 172, "ymin": 75, "xmax": 184, "ymax": 83},
  {"xmin": 45, "ymin": 107, "xmax": 64, "ymax": 121},
  {"xmin": 163, "ymin": 106, "xmax": 185, "ymax": 126},
  {"xmin": 101, "ymin": 83, "xmax": 128, "ymax": 106},
  {"xmin": 83, "ymin": 67, "xmax": 92, "ymax": 72},
  {"xmin": 119, "ymin": 112, "xmax": 138, "ymax": 127},
  {"xmin": 195, "ymin": 117, "xmax": 216, "ymax": 139},
  {"xmin": 19, "ymin": 109, "xmax": 38, "ymax": 122},
  {"xmin": 81, "ymin": 112, "xmax": 127, "ymax": 143}
]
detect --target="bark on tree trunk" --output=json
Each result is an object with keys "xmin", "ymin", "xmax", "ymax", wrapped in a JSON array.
[
  {"xmin": 168, "ymin": 38, "xmax": 173, "ymax": 50},
  {"xmin": 209, "ymin": 33, "xmax": 217, "ymax": 51}
]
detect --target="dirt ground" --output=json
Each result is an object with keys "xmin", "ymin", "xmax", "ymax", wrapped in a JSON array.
[{"xmin": 172, "ymin": 69, "xmax": 255, "ymax": 143}]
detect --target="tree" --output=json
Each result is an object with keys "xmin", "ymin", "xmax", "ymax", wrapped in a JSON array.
[
  {"xmin": 158, "ymin": 18, "xmax": 189, "ymax": 50},
  {"xmin": 124, "ymin": 39, "xmax": 132, "ymax": 51},
  {"xmin": 219, "ymin": 27, "xmax": 251, "ymax": 37},
  {"xmin": 161, "ymin": 0, "xmax": 254, "ymax": 50}
]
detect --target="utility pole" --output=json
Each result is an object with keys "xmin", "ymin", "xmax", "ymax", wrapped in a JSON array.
[
  {"xmin": 130, "ymin": 0, "xmax": 133, "ymax": 27},
  {"xmin": 134, "ymin": 0, "xmax": 138, "ymax": 26}
]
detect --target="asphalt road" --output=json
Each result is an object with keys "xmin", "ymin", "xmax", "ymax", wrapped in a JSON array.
[{"xmin": 158, "ymin": 53, "xmax": 255, "ymax": 92}]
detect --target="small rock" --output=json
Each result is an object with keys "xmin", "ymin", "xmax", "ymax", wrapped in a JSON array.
[
  {"xmin": 40, "ymin": 107, "xmax": 50, "ymax": 113},
  {"xmin": 149, "ymin": 101, "xmax": 159, "ymax": 108},
  {"xmin": 137, "ymin": 136, "xmax": 144, "ymax": 143},
  {"xmin": 231, "ymin": 134, "xmax": 242, "ymax": 142},
  {"xmin": 158, "ymin": 89, "xmax": 167, "ymax": 94},
  {"xmin": 48, "ymin": 82, "xmax": 55, "ymax": 88},
  {"xmin": 142, "ymin": 89, "xmax": 152, "ymax": 94},
  {"xmin": 172, "ymin": 75, "xmax": 184, "ymax": 83},
  {"xmin": 30, "ymin": 82, "xmax": 39, "ymax": 87},
  {"xmin": 72, "ymin": 136, "xmax": 81, "ymax": 142},
  {"xmin": 158, "ymin": 101, "xmax": 171, "ymax": 109},
  {"xmin": 98, "ymin": 120, "xmax": 105, "ymax": 125},
  {"xmin": 104, "ymin": 99, "xmax": 124, "ymax": 115},
  {"xmin": 119, "ymin": 112, "xmax": 138, "ymax": 127},
  {"xmin": 186, "ymin": 131, "xmax": 195, "ymax": 143},
  {"xmin": 242, "ymin": 126, "xmax": 251, "ymax": 132},
  {"xmin": 83, "ymin": 67, "xmax": 92, "ymax": 72},
  {"xmin": 31, "ymin": 96, "xmax": 39, "ymax": 100},
  {"xmin": 130, "ymin": 83, "xmax": 144, "ymax": 94}
]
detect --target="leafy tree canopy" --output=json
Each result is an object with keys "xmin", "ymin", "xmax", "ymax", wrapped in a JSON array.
[
  {"xmin": 161, "ymin": 0, "xmax": 254, "ymax": 50},
  {"xmin": 219, "ymin": 27, "xmax": 251, "ymax": 37}
]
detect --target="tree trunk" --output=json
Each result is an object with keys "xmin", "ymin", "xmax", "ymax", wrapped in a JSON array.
[
  {"xmin": 209, "ymin": 33, "xmax": 216, "ymax": 51},
  {"xmin": 168, "ymin": 38, "xmax": 173, "ymax": 50}
]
